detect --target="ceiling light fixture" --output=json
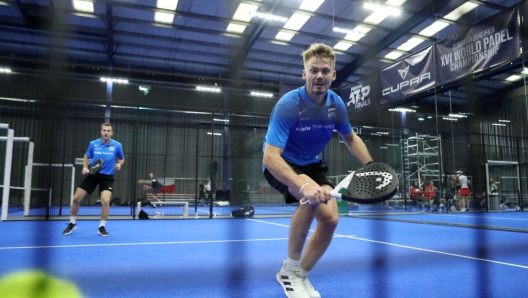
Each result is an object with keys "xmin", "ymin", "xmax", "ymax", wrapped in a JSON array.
[
  {"xmin": 250, "ymin": 12, "xmax": 288, "ymax": 22},
  {"xmin": 0, "ymin": 68, "xmax": 12, "ymax": 73},
  {"xmin": 363, "ymin": 2, "xmax": 400, "ymax": 16},
  {"xmin": 443, "ymin": 117, "xmax": 458, "ymax": 121},
  {"xmin": 332, "ymin": 27, "xmax": 366, "ymax": 38},
  {"xmin": 100, "ymin": 77, "xmax": 128, "ymax": 84},
  {"xmin": 389, "ymin": 108, "xmax": 416, "ymax": 113},
  {"xmin": 250, "ymin": 91, "xmax": 273, "ymax": 98},
  {"xmin": 448, "ymin": 114, "xmax": 467, "ymax": 118},
  {"xmin": 197, "ymin": 86, "xmax": 221, "ymax": 93},
  {"xmin": 492, "ymin": 123, "xmax": 506, "ymax": 126},
  {"xmin": 72, "ymin": 0, "xmax": 94, "ymax": 13},
  {"xmin": 498, "ymin": 119, "xmax": 510, "ymax": 123}
]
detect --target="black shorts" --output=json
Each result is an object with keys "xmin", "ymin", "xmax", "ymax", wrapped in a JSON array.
[
  {"xmin": 78, "ymin": 174, "xmax": 115, "ymax": 195},
  {"xmin": 263, "ymin": 161, "xmax": 334, "ymax": 204}
]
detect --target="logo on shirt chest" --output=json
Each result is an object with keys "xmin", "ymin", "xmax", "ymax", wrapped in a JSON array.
[
  {"xmin": 109, "ymin": 146, "xmax": 115, "ymax": 151},
  {"xmin": 328, "ymin": 103, "xmax": 336, "ymax": 118}
]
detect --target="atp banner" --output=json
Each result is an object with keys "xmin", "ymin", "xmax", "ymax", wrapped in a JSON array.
[
  {"xmin": 435, "ymin": 5, "xmax": 520, "ymax": 84},
  {"xmin": 379, "ymin": 46, "xmax": 435, "ymax": 105},
  {"xmin": 339, "ymin": 72, "xmax": 379, "ymax": 115}
]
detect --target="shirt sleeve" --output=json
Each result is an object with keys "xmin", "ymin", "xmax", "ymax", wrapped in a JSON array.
[
  {"xmin": 116, "ymin": 143, "xmax": 124, "ymax": 159},
  {"xmin": 333, "ymin": 96, "xmax": 353, "ymax": 135},
  {"xmin": 85, "ymin": 142, "xmax": 94, "ymax": 159},
  {"xmin": 265, "ymin": 102, "xmax": 296, "ymax": 149}
]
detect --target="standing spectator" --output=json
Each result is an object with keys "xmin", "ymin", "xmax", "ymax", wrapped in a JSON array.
[{"xmin": 457, "ymin": 170, "xmax": 470, "ymax": 212}]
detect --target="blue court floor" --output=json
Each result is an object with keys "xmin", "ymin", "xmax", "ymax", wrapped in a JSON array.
[{"xmin": 1, "ymin": 214, "xmax": 528, "ymax": 297}]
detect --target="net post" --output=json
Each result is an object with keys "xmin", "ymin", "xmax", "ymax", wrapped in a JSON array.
[
  {"xmin": 1, "ymin": 129, "xmax": 14, "ymax": 221},
  {"xmin": 70, "ymin": 164, "xmax": 75, "ymax": 207},
  {"xmin": 184, "ymin": 202, "xmax": 189, "ymax": 217},
  {"xmin": 23, "ymin": 141, "xmax": 34, "ymax": 216}
]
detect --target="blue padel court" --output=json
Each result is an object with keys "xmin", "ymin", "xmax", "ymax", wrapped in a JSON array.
[{"xmin": 1, "ymin": 213, "xmax": 528, "ymax": 298}]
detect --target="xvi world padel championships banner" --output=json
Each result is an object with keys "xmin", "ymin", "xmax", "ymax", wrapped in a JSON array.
[
  {"xmin": 379, "ymin": 46, "xmax": 435, "ymax": 105},
  {"xmin": 339, "ymin": 72, "xmax": 379, "ymax": 115},
  {"xmin": 435, "ymin": 6, "xmax": 520, "ymax": 84}
]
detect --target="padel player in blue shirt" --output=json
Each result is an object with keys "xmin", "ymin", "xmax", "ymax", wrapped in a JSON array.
[
  {"xmin": 263, "ymin": 43, "xmax": 373, "ymax": 298},
  {"xmin": 62, "ymin": 123, "xmax": 125, "ymax": 237}
]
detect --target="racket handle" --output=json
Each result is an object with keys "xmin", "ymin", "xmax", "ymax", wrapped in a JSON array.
[
  {"xmin": 331, "ymin": 193, "xmax": 343, "ymax": 202},
  {"xmin": 300, "ymin": 194, "xmax": 342, "ymax": 205}
]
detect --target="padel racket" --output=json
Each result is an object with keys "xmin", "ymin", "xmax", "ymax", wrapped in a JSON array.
[
  {"xmin": 143, "ymin": 184, "xmax": 149, "ymax": 191},
  {"xmin": 301, "ymin": 162, "xmax": 398, "ymax": 205},
  {"xmin": 89, "ymin": 158, "xmax": 103, "ymax": 175}
]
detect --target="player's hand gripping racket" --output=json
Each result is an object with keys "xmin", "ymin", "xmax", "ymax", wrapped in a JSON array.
[
  {"xmin": 88, "ymin": 159, "xmax": 103, "ymax": 175},
  {"xmin": 300, "ymin": 162, "xmax": 398, "ymax": 205}
]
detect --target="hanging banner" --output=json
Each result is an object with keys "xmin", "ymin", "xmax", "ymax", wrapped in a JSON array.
[
  {"xmin": 339, "ymin": 72, "xmax": 379, "ymax": 115},
  {"xmin": 379, "ymin": 46, "xmax": 435, "ymax": 105},
  {"xmin": 435, "ymin": 6, "xmax": 520, "ymax": 84}
]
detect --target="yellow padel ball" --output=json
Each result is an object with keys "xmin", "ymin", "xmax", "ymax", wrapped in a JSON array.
[{"xmin": 0, "ymin": 270, "xmax": 83, "ymax": 298}]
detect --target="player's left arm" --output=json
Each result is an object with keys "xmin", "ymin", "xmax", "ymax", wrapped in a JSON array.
[
  {"xmin": 339, "ymin": 130, "xmax": 373, "ymax": 166},
  {"xmin": 115, "ymin": 143, "xmax": 125, "ymax": 171}
]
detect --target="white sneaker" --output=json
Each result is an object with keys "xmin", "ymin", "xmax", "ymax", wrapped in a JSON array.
[
  {"xmin": 301, "ymin": 274, "xmax": 321, "ymax": 298},
  {"xmin": 276, "ymin": 261, "xmax": 310, "ymax": 298},
  {"xmin": 460, "ymin": 208, "xmax": 466, "ymax": 212}
]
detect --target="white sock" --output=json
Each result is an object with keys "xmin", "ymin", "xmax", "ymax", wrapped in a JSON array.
[
  {"xmin": 100, "ymin": 220, "xmax": 107, "ymax": 227},
  {"xmin": 299, "ymin": 268, "xmax": 310, "ymax": 278},
  {"xmin": 70, "ymin": 216, "xmax": 76, "ymax": 224},
  {"xmin": 286, "ymin": 257, "xmax": 300, "ymax": 270}
]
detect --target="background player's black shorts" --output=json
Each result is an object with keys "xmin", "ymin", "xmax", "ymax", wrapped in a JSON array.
[
  {"xmin": 79, "ymin": 174, "xmax": 115, "ymax": 195},
  {"xmin": 263, "ymin": 161, "xmax": 334, "ymax": 204}
]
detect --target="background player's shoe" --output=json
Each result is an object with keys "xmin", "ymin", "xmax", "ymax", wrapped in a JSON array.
[
  {"xmin": 98, "ymin": 226, "xmax": 109, "ymax": 236},
  {"xmin": 62, "ymin": 223, "xmax": 76, "ymax": 235}
]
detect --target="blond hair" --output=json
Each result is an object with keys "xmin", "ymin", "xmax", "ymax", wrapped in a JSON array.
[
  {"xmin": 302, "ymin": 43, "xmax": 336, "ymax": 69},
  {"xmin": 101, "ymin": 122, "xmax": 113, "ymax": 130}
]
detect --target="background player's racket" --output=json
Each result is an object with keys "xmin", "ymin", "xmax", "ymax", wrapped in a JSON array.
[
  {"xmin": 301, "ymin": 162, "xmax": 398, "ymax": 205},
  {"xmin": 143, "ymin": 184, "xmax": 149, "ymax": 191},
  {"xmin": 89, "ymin": 158, "xmax": 103, "ymax": 175}
]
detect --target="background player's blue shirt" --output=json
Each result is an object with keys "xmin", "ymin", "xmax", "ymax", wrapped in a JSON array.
[
  {"xmin": 263, "ymin": 86, "xmax": 352, "ymax": 167},
  {"xmin": 85, "ymin": 139, "xmax": 124, "ymax": 175}
]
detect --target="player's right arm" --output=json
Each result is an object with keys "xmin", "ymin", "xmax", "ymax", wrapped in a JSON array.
[
  {"xmin": 82, "ymin": 155, "xmax": 90, "ymax": 175},
  {"xmin": 262, "ymin": 143, "xmax": 329, "ymax": 204}
]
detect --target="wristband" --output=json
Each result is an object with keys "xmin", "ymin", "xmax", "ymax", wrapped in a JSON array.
[{"xmin": 299, "ymin": 183, "xmax": 309, "ymax": 194}]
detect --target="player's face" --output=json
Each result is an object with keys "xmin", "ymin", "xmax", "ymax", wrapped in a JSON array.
[
  {"xmin": 100, "ymin": 126, "xmax": 113, "ymax": 140},
  {"xmin": 302, "ymin": 56, "xmax": 336, "ymax": 98}
]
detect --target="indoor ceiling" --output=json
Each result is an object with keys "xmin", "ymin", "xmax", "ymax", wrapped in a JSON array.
[{"xmin": 0, "ymin": 0, "xmax": 525, "ymax": 116}]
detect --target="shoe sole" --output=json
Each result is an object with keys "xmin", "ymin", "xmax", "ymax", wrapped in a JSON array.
[
  {"xmin": 62, "ymin": 226, "xmax": 76, "ymax": 236},
  {"xmin": 98, "ymin": 231, "xmax": 109, "ymax": 236}
]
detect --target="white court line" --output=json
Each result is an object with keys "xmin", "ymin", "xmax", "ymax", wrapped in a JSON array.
[
  {"xmin": 0, "ymin": 238, "xmax": 291, "ymax": 250},
  {"xmin": 249, "ymin": 218, "xmax": 528, "ymax": 270},
  {"xmin": 425, "ymin": 214, "xmax": 528, "ymax": 221},
  {"xmin": 344, "ymin": 235, "xmax": 528, "ymax": 269}
]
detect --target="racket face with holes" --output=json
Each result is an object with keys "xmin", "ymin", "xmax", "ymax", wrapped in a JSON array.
[
  {"xmin": 89, "ymin": 159, "xmax": 103, "ymax": 175},
  {"xmin": 340, "ymin": 162, "xmax": 398, "ymax": 204}
]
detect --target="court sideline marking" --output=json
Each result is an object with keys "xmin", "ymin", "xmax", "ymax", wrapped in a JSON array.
[{"xmin": 248, "ymin": 218, "xmax": 528, "ymax": 270}]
